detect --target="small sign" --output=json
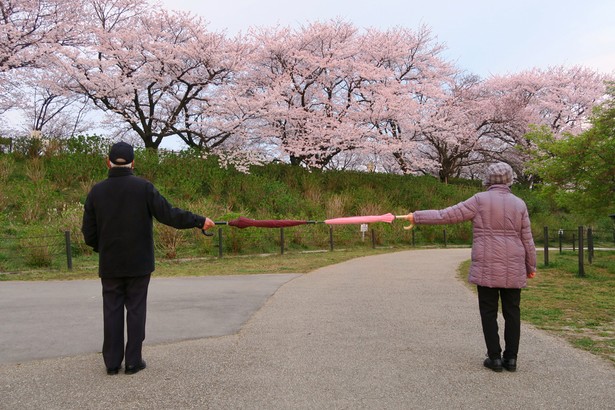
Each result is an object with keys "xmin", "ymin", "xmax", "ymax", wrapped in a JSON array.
[{"xmin": 360, "ymin": 223, "xmax": 368, "ymax": 232}]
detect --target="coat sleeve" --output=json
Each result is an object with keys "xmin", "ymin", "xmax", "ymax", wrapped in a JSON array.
[
  {"xmin": 520, "ymin": 207, "xmax": 537, "ymax": 274},
  {"xmin": 81, "ymin": 193, "xmax": 99, "ymax": 252},
  {"xmin": 147, "ymin": 184, "xmax": 206, "ymax": 229},
  {"xmin": 413, "ymin": 195, "xmax": 478, "ymax": 225}
]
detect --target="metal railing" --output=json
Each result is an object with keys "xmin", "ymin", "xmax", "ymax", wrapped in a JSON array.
[
  {"xmin": 541, "ymin": 226, "xmax": 615, "ymax": 277},
  {"xmin": 0, "ymin": 231, "xmax": 72, "ymax": 272}
]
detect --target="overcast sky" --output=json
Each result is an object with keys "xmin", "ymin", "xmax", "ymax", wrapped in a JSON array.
[{"xmin": 156, "ymin": 0, "xmax": 615, "ymax": 77}]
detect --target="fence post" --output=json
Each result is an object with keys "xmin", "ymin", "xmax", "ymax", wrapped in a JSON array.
[
  {"xmin": 443, "ymin": 229, "xmax": 447, "ymax": 248},
  {"xmin": 329, "ymin": 226, "xmax": 334, "ymax": 252},
  {"xmin": 578, "ymin": 226, "xmax": 585, "ymax": 277},
  {"xmin": 218, "ymin": 228, "xmax": 223, "ymax": 258},
  {"xmin": 558, "ymin": 229, "xmax": 563, "ymax": 254},
  {"xmin": 64, "ymin": 231, "xmax": 72, "ymax": 270},
  {"xmin": 587, "ymin": 227, "xmax": 593, "ymax": 265},
  {"xmin": 543, "ymin": 226, "xmax": 549, "ymax": 266},
  {"xmin": 572, "ymin": 233, "xmax": 576, "ymax": 252},
  {"xmin": 412, "ymin": 229, "xmax": 415, "ymax": 247},
  {"xmin": 371, "ymin": 229, "xmax": 376, "ymax": 249},
  {"xmin": 280, "ymin": 228, "xmax": 285, "ymax": 255}
]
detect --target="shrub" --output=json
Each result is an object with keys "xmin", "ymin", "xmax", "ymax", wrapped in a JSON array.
[
  {"xmin": 155, "ymin": 224, "xmax": 187, "ymax": 259},
  {"xmin": 0, "ymin": 155, "xmax": 15, "ymax": 182},
  {"xmin": 12, "ymin": 136, "xmax": 45, "ymax": 158},
  {"xmin": 25, "ymin": 245, "xmax": 53, "ymax": 268}
]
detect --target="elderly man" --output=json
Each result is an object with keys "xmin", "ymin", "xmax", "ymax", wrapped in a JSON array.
[{"xmin": 82, "ymin": 141, "xmax": 215, "ymax": 375}]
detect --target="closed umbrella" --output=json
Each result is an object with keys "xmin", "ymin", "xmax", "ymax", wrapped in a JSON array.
[
  {"xmin": 324, "ymin": 213, "xmax": 398, "ymax": 225},
  {"xmin": 325, "ymin": 213, "xmax": 414, "ymax": 229},
  {"xmin": 227, "ymin": 217, "xmax": 314, "ymax": 229}
]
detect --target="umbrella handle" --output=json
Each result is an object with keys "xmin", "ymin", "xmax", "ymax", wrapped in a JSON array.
[
  {"xmin": 202, "ymin": 221, "xmax": 227, "ymax": 236},
  {"xmin": 395, "ymin": 215, "xmax": 414, "ymax": 230}
]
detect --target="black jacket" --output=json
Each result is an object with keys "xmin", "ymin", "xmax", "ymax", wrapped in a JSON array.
[{"xmin": 82, "ymin": 168, "xmax": 206, "ymax": 278}]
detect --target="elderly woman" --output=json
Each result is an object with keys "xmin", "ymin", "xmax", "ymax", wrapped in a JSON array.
[{"xmin": 402, "ymin": 162, "xmax": 536, "ymax": 372}]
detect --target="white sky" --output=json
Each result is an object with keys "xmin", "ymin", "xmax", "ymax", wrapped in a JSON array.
[{"xmin": 156, "ymin": 0, "xmax": 615, "ymax": 77}]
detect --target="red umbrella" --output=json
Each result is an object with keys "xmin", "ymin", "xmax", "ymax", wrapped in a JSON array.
[{"xmin": 227, "ymin": 217, "xmax": 313, "ymax": 229}]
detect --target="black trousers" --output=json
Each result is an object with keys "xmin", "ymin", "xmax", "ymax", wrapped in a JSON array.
[
  {"xmin": 101, "ymin": 274, "xmax": 151, "ymax": 369},
  {"xmin": 477, "ymin": 286, "xmax": 521, "ymax": 360}
]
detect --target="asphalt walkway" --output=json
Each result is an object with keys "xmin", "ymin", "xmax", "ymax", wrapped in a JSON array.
[{"xmin": 0, "ymin": 249, "xmax": 613, "ymax": 409}]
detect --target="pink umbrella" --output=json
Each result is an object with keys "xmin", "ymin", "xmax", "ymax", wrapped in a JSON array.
[{"xmin": 324, "ymin": 213, "xmax": 399, "ymax": 225}]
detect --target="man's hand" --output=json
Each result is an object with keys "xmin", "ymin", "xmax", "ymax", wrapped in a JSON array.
[{"xmin": 202, "ymin": 218, "xmax": 215, "ymax": 231}]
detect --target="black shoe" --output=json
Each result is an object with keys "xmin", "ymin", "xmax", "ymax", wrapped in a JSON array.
[
  {"xmin": 125, "ymin": 360, "xmax": 146, "ymax": 375},
  {"xmin": 106, "ymin": 367, "xmax": 120, "ymax": 375},
  {"xmin": 483, "ymin": 357, "xmax": 503, "ymax": 372},
  {"xmin": 503, "ymin": 358, "xmax": 517, "ymax": 372}
]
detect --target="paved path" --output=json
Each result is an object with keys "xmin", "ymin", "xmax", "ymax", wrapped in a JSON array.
[
  {"xmin": 0, "ymin": 249, "xmax": 613, "ymax": 409},
  {"xmin": 0, "ymin": 274, "xmax": 300, "ymax": 365}
]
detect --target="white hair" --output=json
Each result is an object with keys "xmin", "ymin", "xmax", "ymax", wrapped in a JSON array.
[{"xmin": 109, "ymin": 161, "xmax": 133, "ymax": 168}]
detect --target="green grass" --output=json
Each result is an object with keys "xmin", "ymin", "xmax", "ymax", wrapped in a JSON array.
[
  {"xmin": 459, "ymin": 250, "xmax": 615, "ymax": 366},
  {"xmin": 0, "ymin": 247, "xmax": 400, "ymax": 281}
]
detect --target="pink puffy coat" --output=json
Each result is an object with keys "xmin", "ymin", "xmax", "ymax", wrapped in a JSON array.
[{"xmin": 413, "ymin": 184, "xmax": 536, "ymax": 288}]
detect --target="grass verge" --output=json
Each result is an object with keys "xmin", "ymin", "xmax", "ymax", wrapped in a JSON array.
[{"xmin": 0, "ymin": 247, "xmax": 399, "ymax": 281}]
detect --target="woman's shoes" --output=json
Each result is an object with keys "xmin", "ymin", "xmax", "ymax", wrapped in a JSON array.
[{"xmin": 484, "ymin": 357, "xmax": 517, "ymax": 372}]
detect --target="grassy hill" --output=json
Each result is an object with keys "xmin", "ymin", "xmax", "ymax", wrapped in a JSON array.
[{"xmin": 0, "ymin": 138, "xmax": 607, "ymax": 272}]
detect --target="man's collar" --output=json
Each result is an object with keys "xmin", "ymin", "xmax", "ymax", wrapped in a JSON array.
[{"xmin": 108, "ymin": 167, "xmax": 134, "ymax": 177}]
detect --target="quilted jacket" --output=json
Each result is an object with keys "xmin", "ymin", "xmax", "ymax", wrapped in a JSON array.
[{"xmin": 413, "ymin": 184, "xmax": 536, "ymax": 288}]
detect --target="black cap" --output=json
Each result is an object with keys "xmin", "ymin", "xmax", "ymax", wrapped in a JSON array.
[{"xmin": 109, "ymin": 142, "xmax": 134, "ymax": 165}]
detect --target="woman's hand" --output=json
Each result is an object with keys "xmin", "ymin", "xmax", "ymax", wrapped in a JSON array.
[{"xmin": 397, "ymin": 213, "xmax": 415, "ymax": 230}]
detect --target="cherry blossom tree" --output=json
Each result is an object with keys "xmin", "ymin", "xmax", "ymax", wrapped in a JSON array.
[
  {"xmin": 475, "ymin": 66, "xmax": 609, "ymax": 180},
  {"xmin": 0, "ymin": 0, "xmax": 78, "ymax": 71},
  {"xmin": 356, "ymin": 25, "xmax": 457, "ymax": 176},
  {"xmin": 5, "ymin": 67, "xmax": 93, "ymax": 137},
  {"xmin": 56, "ymin": 0, "xmax": 244, "ymax": 152},
  {"xmin": 244, "ymin": 20, "xmax": 372, "ymax": 168},
  {"xmin": 0, "ymin": 0, "xmax": 81, "ymax": 120},
  {"xmin": 410, "ymin": 74, "xmax": 489, "ymax": 182},
  {"xmin": 380, "ymin": 65, "xmax": 609, "ymax": 183},
  {"xmin": 244, "ymin": 22, "xmax": 457, "ymax": 171}
]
